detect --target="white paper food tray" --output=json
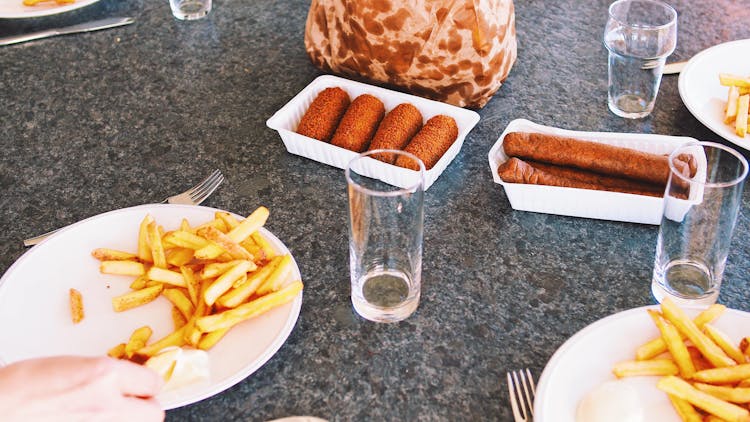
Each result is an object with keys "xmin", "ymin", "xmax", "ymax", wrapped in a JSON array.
[
  {"xmin": 487, "ymin": 119, "xmax": 699, "ymax": 225},
  {"xmin": 267, "ymin": 75, "xmax": 480, "ymax": 191}
]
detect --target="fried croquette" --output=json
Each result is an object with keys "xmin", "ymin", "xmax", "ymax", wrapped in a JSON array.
[
  {"xmin": 296, "ymin": 87, "xmax": 350, "ymax": 142},
  {"xmin": 330, "ymin": 94, "xmax": 385, "ymax": 152},
  {"xmin": 367, "ymin": 103, "xmax": 423, "ymax": 164},
  {"xmin": 395, "ymin": 115, "xmax": 459, "ymax": 170}
]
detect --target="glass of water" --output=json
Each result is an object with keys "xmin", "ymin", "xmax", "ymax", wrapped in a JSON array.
[
  {"xmin": 603, "ymin": 0, "xmax": 677, "ymax": 118},
  {"xmin": 652, "ymin": 142, "xmax": 748, "ymax": 305},
  {"xmin": 346, "ymin": 149, "xmax": 425, "ymax": 323},
  {"xmin": 170, "ymin": 0, "xmax": 211, "ymax": 20}
]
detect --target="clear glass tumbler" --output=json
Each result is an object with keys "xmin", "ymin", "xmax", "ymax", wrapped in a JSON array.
[
  {"xmin": 346, "ymin": 149, "xmax": 425, "ymax": 323},
  {"xmin": 603, "ymin": 0, "xmax": 677, "ymax": 118},
  {"xmin": 652, "ymin": 142, "xmax": 748, "ymax": 305},
  {"xmin": 170, "ymin": 0, "xmax": 211, "ymax": 20}
]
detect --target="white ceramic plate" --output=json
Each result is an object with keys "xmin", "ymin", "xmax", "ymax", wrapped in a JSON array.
[
  {"xmin": 0, "ymin": 0, "xmax": 100, "ymax": 18},
  {"xmin": 534, "ymin": 305, "xmax": 750, "ymax": 422},
  {"xmin": 0, "ymin": 204, "xmax": 303, "ymax": 410},
  {"xmin": 678, "ymin": 39, "xmax": 750, "ymax": 150}
]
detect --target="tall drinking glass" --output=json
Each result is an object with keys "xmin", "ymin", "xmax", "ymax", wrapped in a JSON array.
[
  {"xmin": 170, "ymin": 0, "xmax": 211, "ymax": 20},
  {"xmin": 603, "ymin": 0, "xmax": 677, "ymax": 118},
  {"xmin": 346, "ymin": 149, "xmax": 425, "ymax": 323},
  {"xmin": 652, "ymin": 142, "xmax": 748, "ymax": 305}
]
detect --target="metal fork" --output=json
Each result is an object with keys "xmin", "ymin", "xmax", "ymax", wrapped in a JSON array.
[
  {"xmin": 507, "ymin": 369, "xmax": 536, "ymax": 422},
  {"xmin": 23, "ymin": 169, "xmax": 225, "ymax": 247}
]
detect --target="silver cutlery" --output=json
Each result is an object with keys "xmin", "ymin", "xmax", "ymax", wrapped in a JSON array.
[
  {"xmin": 663, "ymin": 61, "xmax": 687, "ymax": 75},
  {"xmin": 0, "ymin": 16, "xmax": 134, "ymax": 46},
  {"xmin": 23, "ymin": 169, "xmax": 225, "ymax": 247},
  {"xmin": 507, "ymin": 368, "xmax": 536, "ymax": 422}
]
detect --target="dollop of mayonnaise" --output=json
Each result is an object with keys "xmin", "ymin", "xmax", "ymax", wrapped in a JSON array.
[
  {"xmin": 145, "ymin": 346, "xmax": 210, "ymax": 390},
  {"xmin": 576, "ymin": 380, "xmax": 644, "ymax": 422}
]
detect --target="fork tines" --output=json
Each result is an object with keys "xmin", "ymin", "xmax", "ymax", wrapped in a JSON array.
[{"xmin": 507, "ymin": 368, "xmax": 536, "ymax": 422}]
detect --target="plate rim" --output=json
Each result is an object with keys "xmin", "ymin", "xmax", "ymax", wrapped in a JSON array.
[
  {"xmin": 678, "ymin": 38, "xmax": 750, "ymax": 150},
  {"xmin": 0, "ymin": 0, "xmax": 101, "ymax": 19},
  {"xmin": 0, "ymin": 203, "xmax": 304, "ymax": 410}
]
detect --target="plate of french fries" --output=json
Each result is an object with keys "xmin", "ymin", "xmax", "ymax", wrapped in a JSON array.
[
  {"xmin": 0, "ymin": 0, "xmax": 99, "ymax": 18},
  {"xmin": 0, "ymin": 204, "xmax": 303, "ymax": 409},
  {"xmin": 678, "ymin": 38, "xmax": 750, "ymax": 150},
  {"xmin": 535, "ymin": 298, "xmax": 750, "ymax": 422}
]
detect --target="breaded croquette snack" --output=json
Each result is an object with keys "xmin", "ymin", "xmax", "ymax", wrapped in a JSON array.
[
  {"xmin": 330, "ymin": 94, "xmax": 385, "ymax": 152},
  {"xmin": 367, "ymin": 103, "xmax": 423, "ymax": 164},
  {"xmin": 396, "ymin": 115, "xmax": 458, "ymax": 170},
  {"xmin": 296, "ymin": 87, "xmax": 350, "ymax": 142}
]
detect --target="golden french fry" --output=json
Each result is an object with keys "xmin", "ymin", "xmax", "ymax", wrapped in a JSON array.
[
  {"xmin": 129, "ymin": 275, "xmax": 148, "ymax": 290},
  {"xmin": 135, "ymin": 326, "xmax": 187, "ymax": 359},
  {"xmin": 694, "ymin": 383, "xmax": 750, "ymax": 404},
  {"xmin": 91, "ymin": 248, "xmax": 137, "ymax": 261},
  {"xmin": 198, "ymin": 327, "xmax": 231, "ymax": 350},
  {"xmin": 200, "ymin": 260, "xmax": 246, "ymax": 279},
  {"xmin": 163, "ymin": 230, "xmax": 210, "ymax": 250},
  {"xmin": 147, "ymin": 222, "xmax": 167, "ymax": 269},
  {"xmin": 255, "ymin": 254, "xmax": 293, "ymax": 295},
  {"xmin": 125, "ymin": 326, "xmax": 153, "ymax": 358},
  {"xmin": 704, "ymin": 323, "xmax": 746, "ymax": 364},
  {"xmin": 147, "ymin": 267, "xmax": 187, "ymax": 287},
  {"xmin": 171, "ymin": 306, "xmax": 187, "ymax": 329},
  {"xmin": 661, "ymin": 298, "xmax": 736, "ymax": 368},
  {"xmin": 180, "ymin": 266, "xmax": 200, "ymax": 307},
  {"xmin": 197, "ymin": 280, "xmax": 302, "ymax": 333},
  {"xmin": 612, "ymin": 359, "xmax": 679, "ymax": 378},
  {"xmin": 194, "ymin": 218, "xmax": 228, "ymax": 233},
  {"xmin": 180, "ymin": 218, "xmax": 192, "ymax": 233},
  {"xmin": 217, "ymin": 256, "xmax": 283, "ymax": 308},
  {"xmin": 100, "ymin": 260, "xmax": 145, "ymax": 276},
  {"xmin": 107, "ymin": 343, "xmax": 127, "ymax": 359},
  {"xmin": 736, "ymin": 94, "xmax": 749, "ymax": 138},
  {"xmin": 198, "ymin": 226, "xmax": 253, "ymax": 260},
  {"xmin": 726, "ymin": 86, "xmax": 741, "ymax": 124},
  {"xmin": 657, "ymin": 375, "xmax": 750, "ymax": 422},
  {"xmin": 111, "ymin": 284, "xmax": 163, "ymax": 312},
  {"xmin": 649, "ymin": 309, "xmax": 696, "ymax": 379},
  {"xmin": 738, "ymin": 379, "xmax": 750, "ymax": 388},
  {"xmin": 165, "ymin": 247, "xmax": 194, "ymax": 267},
  {"xmin": 215, "ymin": 212, "xmax": 240, "ymax": 230},
  {"xmin": 69, "ymin": 288, "xmax": 84, "ymax": 324},
  {"xmin": 194, "ymin": 207, "xmax": 270, "ymax": 259},
  {"xmin": 720, "ymin": 74, "xmax": 750, "ymax": 88},
  {"xmin": 693, "ymin": 364, "xmax": 750, "ymax": 384},
  {"xmin": 138, "ymin": 215, "xmax": 154, "ymax": 263},
  {"xmin": 637, "ymin": 304, "xmax": 726, "ymax": 361},
  {"xmin": 162, "ymin": 288, "xmax": 195, "ymax": 320},
  {"xmin": 203, "ymin": 260, "xmax": 255, "ymax": 306},
  {"xmin": 250, "ymin": 231, "xmax": 277, "ymax": 260},
  {"xmin": 667, "ymin": 394, "xmax": 704, "ymax": 422}
]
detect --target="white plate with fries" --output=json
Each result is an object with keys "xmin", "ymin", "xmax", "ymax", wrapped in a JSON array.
[
  {"xmin": 0, "ymin": 204, "xmax": 303, "ymax": 410},
  {"xmin": 535, "ymin": 304, "xmax": 750, "ymax": 422},
  {"xmin": 679, "ymin": 38, "xmax": 750, "ymax": 150},
  {"xmin": 0, "ymin": 0, "xmax": 100, "ymax": 19}
]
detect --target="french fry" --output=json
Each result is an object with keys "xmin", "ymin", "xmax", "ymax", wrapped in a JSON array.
[
  {"xmin": 180, "ymin": 218, "xmax": 192, "ymax": 233},
  {"xmin": 198, "ymin": 328, "xmax": 231, "ymax": 350},
  {"xmin": 612, "ymin": 359, "xmax": 679, "ymax": 378},
  {"xmin": 134, "ymin": 326, "xmax": 188, "ymax": 359},
  {"xmin": 138, "ymin": 215, "xmax": 154, "ymax": 263},
  {"xmin": 720, "ymin": 74, "xmax": 750, "ymax": 88},
  {"xmin": 180, "ymin": 266, "xmax": 200, "ymax": 307},
  {"xmin": 694, "ymin": 383, "xmax": 750, "ymax": 404},
  {"xmin": 148, "ymin": 222, "xmax": 167, "ymax": 269},
  {"xmin": 171, "ymin": 306, "xmax": 187, "ymax": 329},
  {"xmin": 100, "ymin": 260, "xmax": 145, "ymax": 276},
  {"xmin": 162, "ymin": 288, "xmax": 195, "ymax": 321},
  {"xmin": 255, "ymin": 254, "xmax": 293, "ymax": 295},
  {"xmin": 726, "ymin": 86, "xmax": 741, "ymax": 124},
  {"xmin": 112, "ymin": 284, "xmax": 163, "ymax": 312},
  {"xmin": 69, "ymin": 288, "xmax": 84, "ymax": 324},
  {"xmin": 91, "ymin": 248, "xmax": 137, "ymax": 261},
  {"xmin": 215, "ymin": 212, "xmax": 240, "ymax": 230},
  {"xmin": 197, "ymin": 226, "xmax": 253, "ymax": 260},
  {"xmin": 165, "ymin": 247, "xmax": 194, "ymax": 267},
  {"xmin": 197, "ymin": 280, "xmax": 302, "ymax": 333},
  {"xmin": 250, "ymin": 231, "xmax": 277, "ymax": 260},
  {"xmin": 693, "ymin": 364, "xmax": 750, "ymax": 384},
  {"xmin": 667, "ymin": 394, "xmax": 704, "ymax": 422},
  {"xmin": 661, "ymin": 298, "xmax": 736, "ymax": 368},
  {"xmin": 217, "ymin": 255, "xmax": 283, "ymax": 308},
  {"xmin": 637, "ymin": 304, "xmax": 726, "ymax": 360},
  {"xmin": 129, "ymin": 275, "xmax": 149, "ymax": 290},
  {"xmin": 203, "ymin": 260, "xmax": 255, "ymax": 306},
  {"xmin": 163, "ymin": 230, "xmax": 210, "ymax": 250},
  {"xmin": 147, "ymin": 267, "xmax": 187, "ymax": 287},
  {"xmin": 194, "ymin": 207, "xmax": 269, "ymax": 259},
  {"xmin": 737, "ymin": 94, "xmax": 749, "ymax": 137},
  {"xmin": 107, "ymin": 343, "xmax": 127, "ymax": 359},
  {"xmin": 658, "ymin": 375, "xmax": 750, "ymax": 422},
  {"xmin": 704, "ymin": 323, "xmax": 747, "ymax": 364},
  {"xmin": 649, "ymin": 309, "xmax": 696, "ymax": 379},
  {"xmin": 125, "ymin": 326, "xmax": 153, "ymax": 358},
  {"xmin": 200, "ymin": 260, "xmax": 247, "ymax": 279}
]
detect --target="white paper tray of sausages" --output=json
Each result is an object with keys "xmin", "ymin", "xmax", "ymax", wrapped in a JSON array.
[
  {"xmin": 488, "ymin": 119, "xmax": 702, "ymax": 225},
  {"xmin": 266, "ymin": 75, "xmax": 480, "ymax": 190}
]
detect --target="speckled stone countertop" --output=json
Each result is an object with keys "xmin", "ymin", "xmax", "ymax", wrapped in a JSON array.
[{"xmin": 1, "ymin": 1, "xmax": 749, "ymax": 421}]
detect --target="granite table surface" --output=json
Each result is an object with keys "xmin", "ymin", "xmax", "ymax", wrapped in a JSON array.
[{"xmin": 1, "ymin": 0, "xmax": 749, "ymax": 420}]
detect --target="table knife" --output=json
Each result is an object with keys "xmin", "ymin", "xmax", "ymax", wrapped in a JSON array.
[{"xmin": 0, "ymin": 16, "xmax": 134, "ymax": 46}]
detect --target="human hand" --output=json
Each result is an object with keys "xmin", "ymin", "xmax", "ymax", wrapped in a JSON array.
[{"xmin": 0, "ymin": 355, "xmax": 164, "ymax": 422}]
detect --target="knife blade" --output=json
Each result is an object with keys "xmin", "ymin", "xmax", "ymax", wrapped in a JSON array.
[
  {"xmin": 0, "ymin": 17, "xmax": 134, "ymax": 46},
  {"xmin": 663, "ymin": 61, "xmax": 687, "ymax": 75}
]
